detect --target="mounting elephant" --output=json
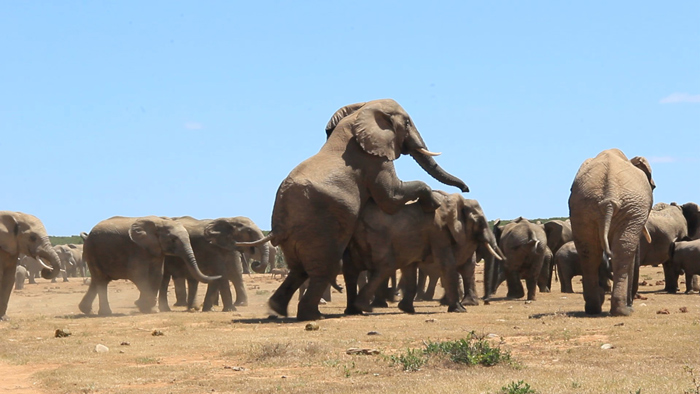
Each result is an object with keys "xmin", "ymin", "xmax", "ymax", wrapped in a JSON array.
[
  {"xmin": 237, "ymin": 99, "xmax": 468, "ymax": 320},
  {"xmin": 668, "ymin": 239, "xmax": 700, "ymax": 294},
  {"xmin": 0, "ymin": 211, "xmax": 62, "ymax": 320},
  {"xmin": 541, "ymin": 219, "xmax": 573, "ymax": 290},
  {"xmin": 79, "ymin": 216, "xmax": 220, "ymax": 315},
  {"xmin": 637, "ymin": 202, "xmax": 700, "ymax": 294},
  {"xmin": 344, "ymin": 191, "xmax": 503, "ymax": 315},
  {"xmin": 160, "ymin": 216, "xmax": 268, "ymax": 312},
  {"xmin": 486, "ymin": 217, "xmax": 551, "ymax": 301},
  {"xmin": 556, "ymin": 241, "xmax": 612, "ymax": 293},
  {"xmin": 569, "ymin": 149, "xmax": 654, "ymax": 316}
]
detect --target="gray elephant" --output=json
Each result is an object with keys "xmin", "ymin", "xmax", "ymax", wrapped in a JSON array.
[
  {"xmin": 56, "ymin": 244, "xmax": 86, "ymax": 278},
  {"xmin": 160, "ymin": 216, "xmax": 268, "ymax": 312},
  {"xmin": 238, "ymin": 99, "xmax": 468, "ymax": 321},
  {"xmin": 15, "ymin": 265, "xmax": 28, "ymax": 290},
  {"xmin": 242, "ymin": 244, "xmax": 277, "ymax": 274},
  {"xmin": 569, "ymin": 149, "xmax": 654, "ymax": 316},
  {"xmin": 415, "ymin": 249, "xmax": 481, "ymax": 306},
  {"xmin": 0, "ymin": 211, "xmax": 62, "ymax": 320},
  {"xmin": 637, "ymin": 202, "xmax": 700, "ymax": 294},
  {"xmin": 19, "ymin": 255, "xmax": 53, "ymax": 284},
  {"xmin": 541, "ymin": 219, "xmax": 573, "ymax": 290},
  {"xmin": 79, "ymin": 216, "xmax": 220, "ymax": 315},
  {"xmin": 487, "ymin": 217, "xmax": 551, "ymax": 301},
  {"xmin": 344, "ymin": 191, "xmax": 503, "ymax": 315},
  {"xmin": 556, "ymin": 241, "xmax": 612, "ymax": 294},
  {"xmin": 668, "ymin": 239, "xmax": 700, "ymax": 294}
]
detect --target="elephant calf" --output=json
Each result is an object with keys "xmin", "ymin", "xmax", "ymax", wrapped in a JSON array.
[
  {"xmin": 556, "ymin": 241, "xmax": 612, "ymax": 294},
  {"xmin": 668, "ymin": 239, "xmax": 700, "ymax": 294}
]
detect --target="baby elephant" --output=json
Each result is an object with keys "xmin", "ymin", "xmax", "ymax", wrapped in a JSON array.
[{"xmin": 669, "ymin": 239, "xmax": 700, "ymax": 294}]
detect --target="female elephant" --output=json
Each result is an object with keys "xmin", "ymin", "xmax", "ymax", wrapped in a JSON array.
[
  {"xmin": 668, "ymin": 239, "xmax": 700, "ymax": 294},
  {"xmin": 238, "ymin": 99, "xmax": 468, "ymax": 320},
  {"xmin": 541, "ymin": 219, "xmax": 573, "ymax": 290},
  {"xmin": 344, "ymin": 191, "xmax": 503, "ymax": 315},
  {"xmin": 0, "ymin": 211, "xmax": 62, "ymax": 320},
  {"xmin": 159, "ymin": 216, "xmax": 269, "ymax": 312},
  {"xmin": 56, "ymin": 244, "xmax": 86, "ymax": 278},
  {"xmin": 487, "ymin": 217, "xmax": 551, "ymax": 301},
  {"xmin": 79, "ymin": 216, "xmax": 219, "ymax": 315},
  {"xmin": 569, "ymin": 149, "xmax": 654, "ymax": 316}
]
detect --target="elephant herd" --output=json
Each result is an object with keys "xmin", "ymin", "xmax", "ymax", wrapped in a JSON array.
[{"xmin": 2, "ymin": 99, "xmax": 699, "ymax": 323}]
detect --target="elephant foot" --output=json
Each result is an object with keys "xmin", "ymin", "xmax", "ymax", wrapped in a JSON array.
[
  {"xmin": 296, "ymin": 307, "xmax": 322, "ymax": 321},
  {"xmin": 268, "ymin": 298, "xmax": 288, "ymax": 317},
  {"xmin": 221, "ymin": 305, "xmax": 237, "ymax": 312},
  {"xmin": 584, "ymin": 303, "xmax": 602, "ymax": 315},
  {"xmin": 173, "ymin": 301, "xmax": 188, "ymax": 307},
  {"xmin": 438, "ymin": 296, "xmax": 449, "ymax": 306},
  {"xmin": 538, "ymin": 286, "xmax": 550, "ymax": 293},
  {"xmin": 370, "ymin": 299, "xmax": 389, "ymax": 308},
  {"xmin": 447, "ymin": 303, "xmax": 467, "ymax": 313},
  {"xmin": 527, "ymin": 295, "xmax": 537, "ymax": 301},
  {"xmin": 506, "ymin": 292, "xmax": 525, "ymax": 299},
  {"xmin": 664, "ymin": 287, "xmax": 677, "ymax": 294},
  {"xmin": 159, "ymin": 305, "xmax": 172, "ymax": 312},
  {"xmin": 202, "ymin": 305, "xmax": 213, "ymax": 312},
  {"xmin": 398, "ymin": 300, "xmax": 415, "ymax": 314},
  {"xmin": 461, "ymin": 296, "xmax": 479, "ymax": 306},
  {"xmin": 0, "ymin": 314, "xmax": 9, "ymax": 321},
  {"xmin": 344, "ymin": 306, "xmax": 364, "ymax": 315},
  {"xmin": 135, "ymin": 299, "xmax": 156, "ymax": 314},
  {"xmin": 63, "ymin": 279, "xmax": 70, "ymax": 283},
  {"xmin": 78, "ymin": 303, "xmax": 92, "ymax": 315},
  {"xmin": 234, "ymin": 300, "xmax": 248, "ymax": 307},
  {"xmin": 610, "ymin": 306, "xmax": 632, "ymax": 317},
  {"xmin": 97, "ymin": 308, "xmax": 113, "ymax": 316}
]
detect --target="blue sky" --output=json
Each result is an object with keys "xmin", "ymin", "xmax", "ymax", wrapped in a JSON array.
[{"xmin": 2, "ymin": 1, "xmax": 698, "ymax": 235}]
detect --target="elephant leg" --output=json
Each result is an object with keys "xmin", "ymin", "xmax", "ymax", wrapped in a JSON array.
[
  {"xmin": 96, "ymin": 280, "xmax": 113, "ymax": 316},
  {"xmin": 397, "ymin": 264, "xmax": 418, "ymax": 313},
  {"xmin": 505, "ymin": 269, "xmax": 525, "ymax": 299},
  {"xmin": 232, "ymin": 278, "xmax": 248, "ymax": 307},
  {"xmin": 323, "ymin": 283, "xmax": 331, "ymax": 302},
  {"xmin": 297, "ymin": 275, "xmax": 332, "ymax": 321},
  {"xmin": 370, "ymin": 277, "xmax": 390, "ymax": 308},
  {"xmin": 342, "ymin": 263, "xmax": 362, "ymax": 315},
  {"xmin": 356, "ymin": 264, "xmax": 395, "ymax": 313},
  {"xmin": 202, "ymin": 282, "xmax": 218, "ymax": 312},
  {"xmin": 537, "ymin": 254, "xmax": 551, "ymax": 293},
  {"xmin": 79, "ymin": 276, "xmax": 100, "ymax": 315},
  {"xmin": 609, "ymin": 242, "xmax": 637, "ymax": 316},
  {"xmin": 0, "ymin": 264, "xmax": 16, "ymax": 320},
  {"xmin": 458, "ymin": 263, "xmax": 479, "ymax": 306},
  {"xmin": 298, "ymin": 279, "xmax": 309, "ymax": 301},
  {"xmin": 173, "ymin": 277, "xmax": 188, "ymax": 306},
  {"xmin": 685, "ymin": 272, "xmax": 694, "ymax": 294},
  {"xmin": 158, "ymin": 272, "xmax": 172, "ymax": 312},
  {"xmin": 218, "ymin": 279, "xmax": 236, "ymax": 312},
  {"xmin": 424, "ymin": 274, "xmax": 439, "ymax": 301},
  {"xmin": 416, "ymin": 268, "xmax": 428, "ymax": 300},
  {"xmin": 186, "ymin": 278, "xmax": 198, "ymax": 310},
  {"xmin": 662, "ymin": 261, "xmax": 679, "ymax": 293},
  {"xmin": 269, "ymin": 268, "xmax": 308, "ymax": 317}
]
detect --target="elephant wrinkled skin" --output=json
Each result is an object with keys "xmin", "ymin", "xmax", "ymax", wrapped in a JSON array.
[
  {"xmin": 668, "ymin": 239, "xmax": 700, "ymax": 294},
  {"xmin": 0, "ymin": 211, "xmax": 62, "ymax": 320},
  {"xmin": 569, "ymin": 149, "xmax": 654, "ymax": 316},
  {"xmin": 79, "ymin": 216, "xmax": 220, "ymax": 315},
  {"xmin": 239, "ymin": 99, "xmax": 468, "ymax": 321}
]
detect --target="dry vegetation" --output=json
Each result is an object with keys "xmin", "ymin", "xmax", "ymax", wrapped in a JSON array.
[{"xmin": 1, "ymin": 265, "xmax": 698, "ymax": 394}]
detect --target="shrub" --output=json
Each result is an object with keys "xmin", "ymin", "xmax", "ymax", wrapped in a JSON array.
[{"xmin": 498, "ymin": 380, "xmax": 536, "ymax": 394}]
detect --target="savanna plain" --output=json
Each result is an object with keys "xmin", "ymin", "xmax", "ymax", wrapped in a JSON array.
[{"xmin": 1, "ymin": 265, "xmax": 698, "ymax": 394}]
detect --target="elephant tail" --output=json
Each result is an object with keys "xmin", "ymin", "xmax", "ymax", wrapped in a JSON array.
[
  {"xmin": 236, "ymin": 233, "xmax": 275, "ymax": 248},
  {"xmin": 598, "ymin": 199, "xmax": 618, "ymax": 260}
]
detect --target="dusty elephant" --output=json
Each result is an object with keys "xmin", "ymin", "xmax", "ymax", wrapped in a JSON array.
[
  {"xmin": 19, "ymin": 255, "xmax": 53, "ymax": 284},
  {"xmin": 56, "ymin": 244, "xmax": 86, "ymax": 278},
  {"xmin": 15, "ymin": 265, "xmax": 28, "ymax": 290},
  {"xmin": 487, "ymin": 217, "xmax": 552, "ymax": 301},
  {"xmin": 668, "ymin": 239, "xmax": 700, "ymax": 294},
  {"xmin": 0, "ymin": 211, "xmax": 62, "ymax": 320},
  {"xmin": 238, "ymin": 99, "xmax": 468, "ymax": 320},
  {"xmin": 160, "ymin": 216, "xmax": 269, "ymax": 312},
  {"xmin": 79, "ymin": 216, "xmax": 220, "ymax": 315},
  {"xmin": 344, "ymin": 191, "xmax": 503, "ymax": 315},
  {"xmin": 569, "ymin": 149, "xmax": 654, "ymax": 316}
]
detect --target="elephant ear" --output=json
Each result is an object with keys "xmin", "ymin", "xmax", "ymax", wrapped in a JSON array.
[
  {"xmin": 630, "ymin": 156, "xmax": 655, "ymax": 190},
  {"xmin": 325, "ymin": 102, "xmax": 366, "ymax": 139},
  {"xmin": 128, "ymin": 218, "xmax": 161, "ymax": 256},
  {"xmin": 492, "ymin": 219, "xmax": 503, "ymax": 245},
  {"xmin": 352, "ymin": 104, "xmax": 402, "ymax": 160},
  {"xmin": 203, "ymin": 219, "xmax": 236, "ymax": 250},
  {"xmin": 445, "ymin": 194, "xmax": 469, "ymax": 246},
  {"xmin": 0, "ymin": 213, "xmax": 20, "ymax": 255}
]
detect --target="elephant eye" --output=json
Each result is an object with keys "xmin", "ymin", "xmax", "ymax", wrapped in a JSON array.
[{"xmin": 29, "ymin": 235, "xmax": 37, "ymax": 242}]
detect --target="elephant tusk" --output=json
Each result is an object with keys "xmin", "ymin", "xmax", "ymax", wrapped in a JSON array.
[
  {"xmin": 417, "ymin": 148, "xmax": 441, "ymax": 157},
  {"xmin": 37, "ymin": 258, "xmax": 54, "ymax": 271},
  {"xmin": 485, "ymin": 242, "xmax": 503, "ymax": 261},
  {"xmin": 405, "ymin": 199, "xmax": 419, "ymax": 205},
  {"xmin": 643, "ymin": 226, "xmax": 652, "ymax": 243}
]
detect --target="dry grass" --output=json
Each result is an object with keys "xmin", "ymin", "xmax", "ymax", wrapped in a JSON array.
[{"xmin": 1, "ymin": 266, "xmax": 698, "ymax": 394}]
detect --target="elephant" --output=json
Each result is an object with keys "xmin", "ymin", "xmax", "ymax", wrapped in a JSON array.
[
  {"xmin": 415, "ymin": 249, "xmax": 481, "ymax": 306},
  {"xmin": 568, "ymin": 149, "xmax": 654, "ymax": 316},
  {"xmin": 79, "ymin": 216, "xmax": 220, "ymax": 315},
  {"xmin": 56, "ymin": 244, "xmax": 86, "ymax": 278},
  {"xmin": 242, "ymin": 244, "xmax": 277, "ymax": 274},
  {"xmin": 636, "ymin": 202, "xmax": 700, "ymax": 294},
  {"xmin": 19, "ymin": 255, "xmax": 53, "ymax": 284},
  {"xmin": 0, "ymin": 211, "xmax": 62, "ymax": 320},
  {"xmin": 15, "ymin": 265, "xmax": 28, "ymax": 290},
  {"xmin": 541, "ymin": 219, "xmax": 573, "ymax": 289},
  {"xmin": 487, "ymin": 217, "xmax": 552, "ymax": 301},
  {"xmin": 668, "ymin": 239, "xmax": 700, "ymax": 294},
  {"xmin": 343, "ymin": 191, "xmax": 503, "ymax": 315},
  {"xmin": 556, "ymin": 241, "xmax": 612, "ymax": 294},
  {"xmin": 159, "ymin": 216, "xmax": 269, "ymax": 312},
  {"xmin": 237, "ymin": 99, "xmax": 468, "ymax": 321}
]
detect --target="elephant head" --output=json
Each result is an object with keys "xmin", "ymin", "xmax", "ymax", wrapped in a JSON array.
[
  {"xmin": 53, "ymin": 245, "xmax": 76, "ymax": 270},
  {"xmin": 543, "ymin": 219, "xmax": 573, "ymax": 255},
  {"xmin": 442, "ymin": 194, "xmax": 504, "ymax": 261},
  {"xmin": 630, "ymin": 156, "xmax": 655, "ymax": 190},
  {"xmin": 0, "ymin": 211, "xmax": 61, "ymax": 280},
  {"xmin": 128, "ymin": 217, "xmax": 218, "ymax": 283},
  {"xmin": 203, "ymin": 217, "xmax": 270, "ymax": 273},
  {"xmin": 325, "ymin": 99, "xmax": 469, "ymax": 193}
]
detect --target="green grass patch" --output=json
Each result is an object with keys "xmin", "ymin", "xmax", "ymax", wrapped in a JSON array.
[{"xmin": 498, "ymin": 380, "xmax": 537, "ymax": 394}]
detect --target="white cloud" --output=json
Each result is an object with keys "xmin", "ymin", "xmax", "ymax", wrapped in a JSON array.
[
  {"xmin": 659, "ymin": 93, "xmax": 700, "ymax": 104},
  {"xmin": 648, "ymin": 156, "xmax": 677, "ymax": 163},
  {"xmin": 184, "ymin": 122, "xmax": 204, "ymax": 130}
]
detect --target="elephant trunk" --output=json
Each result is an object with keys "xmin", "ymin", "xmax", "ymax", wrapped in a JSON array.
[
  {"xmin": 410, "ymin": 150, "xmax": 469, "ymax": 193},
  {"xmin": 482, "ymin": 242, "xmax": 505, "ymax": 301},
  {"xmin": 183, "ymin": 249, "xmax": 221, "ymax": 283},
  {"xmin": 36, "ymin": 237, "xmax": 62, "ymax": 280},
  {"xmin": 257, "ymin": 242, "xmax": 270, "ymax": 272}
]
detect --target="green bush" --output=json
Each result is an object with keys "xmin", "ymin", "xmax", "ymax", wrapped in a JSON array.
[{"xmin": 498, "ymin": 380, "xmax": 536, "ymax": 394}]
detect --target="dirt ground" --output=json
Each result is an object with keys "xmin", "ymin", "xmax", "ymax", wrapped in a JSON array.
[{"xmin": 1, "ymin": 265, "xmax": 698, "ymax": 394}]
